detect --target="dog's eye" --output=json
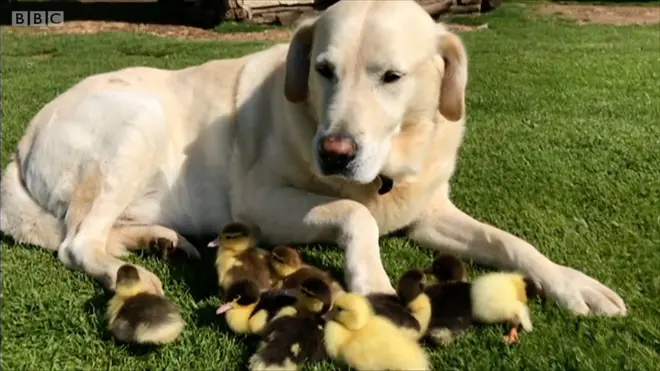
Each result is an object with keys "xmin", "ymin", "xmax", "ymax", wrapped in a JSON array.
[
  {"xmin": 382, "ymin": 70, "xmax": 403, "ymax": 84},
  {"xmin": 315, "ymin": 62, "xmax": 335, "ymax": 80}
]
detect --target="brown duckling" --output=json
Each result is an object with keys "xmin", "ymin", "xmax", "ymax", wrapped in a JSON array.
[
  {"xmin": 268, "ymin": 245, "xmax": 345, "ymax": 300},
  {"xmin": 248, "ymin": 277, "xmax": 333, "ymax": 371},
  {"xmin": 423, "ymin": 253, "xmax": 468, "ymax": 283},
  {"xmin": 422, "ymin": 255, "xmax": 474, "ymax": 345},
  {"xmin": 106, "ymin": 264, "xmax": 185, "ymax": 345},
  {"xmin": 215, "ymin": 279, "xmax": 297, "ymax": 335},
  {"xmin": 423, "ymin": 255, "xmax": 538, "ymax": 345},
  {"xmin": 366, "ymin": 268, "xmax": 432, "ymax": 340},
  {"xmin": 323, "ymin": 293, "xmax": 430, "ymax": 371},
  {"xmin": 208, "ymin": 222, "xmax": 275, "ymax": 293}
]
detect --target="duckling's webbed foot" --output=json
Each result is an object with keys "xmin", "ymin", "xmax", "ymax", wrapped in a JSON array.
[
  {"xmin": 503, "ymin": 327, "xmax": 520, "ymax": 344},
  {"xmin": 428, "ymin": 327, "xmax": 456, "ymax": 345}
]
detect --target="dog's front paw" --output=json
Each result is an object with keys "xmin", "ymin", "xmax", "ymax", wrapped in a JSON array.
[
  {"xmin": 347, "ymin": 267, "xmax": 395, "ymax": 296},
  {"xmin": 541, "ymin": 264, "xmax": 627, "ymax": 316}
]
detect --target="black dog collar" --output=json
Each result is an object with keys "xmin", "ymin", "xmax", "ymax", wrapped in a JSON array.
[{"xmin": 378, "ymin": 175, "xmax": 394, "ymax": 195}]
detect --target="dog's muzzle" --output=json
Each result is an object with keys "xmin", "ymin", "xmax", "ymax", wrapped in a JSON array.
[{"xmin": 318, "ymin": 133, "xmax": 358, "ymax": 175}]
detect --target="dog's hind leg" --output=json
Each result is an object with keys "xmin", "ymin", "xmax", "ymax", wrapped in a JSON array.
[
  {"xmin": 106, "ymin": 225, "xmax": 201, "ymax": 260},
  {"xmin": 56, "ymin": 100, "xmax": 170, "ymax": 295},
  {"xmin": 58, "ymin": 160, "xmax": 167, "ymax": 295}
]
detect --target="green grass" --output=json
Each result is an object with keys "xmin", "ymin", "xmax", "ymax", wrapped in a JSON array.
[
  {"xmin": 2, "ymin": 4, "xmax": 660, "ymax": 370},
  {"xmin": 214, "ymin": 21, "xmax": 286, "ymax": 34}
]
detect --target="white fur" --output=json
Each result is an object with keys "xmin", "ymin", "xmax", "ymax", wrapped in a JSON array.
[{"xmin": 0, "ymin": 0, "xmax": 626, "ymax": 316}]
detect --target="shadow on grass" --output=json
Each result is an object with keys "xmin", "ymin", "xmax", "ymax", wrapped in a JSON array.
[
  {"xmin": 165, "ymin": 236, "xmax": 221, "ymax": 303},
  {"xmin": 296, "ymin": 244, "xmax": 347, "ymax": 286}
]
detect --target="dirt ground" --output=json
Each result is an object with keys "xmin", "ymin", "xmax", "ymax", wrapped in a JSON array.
[
  {"xmin": 536, "ymin": 4, "xmax": 660, "ymax": 25},
  {"xmin": 3, "ymin": 4, "xmax": 658, "ymax": 42}
]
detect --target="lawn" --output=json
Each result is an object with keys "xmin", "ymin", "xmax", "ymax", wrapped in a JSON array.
[{"xmin": 1, "ymin": 3, "xmax": 659, "ymax": 370}]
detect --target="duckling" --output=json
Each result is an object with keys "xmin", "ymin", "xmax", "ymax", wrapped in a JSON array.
[
  {"xmin": 366, "ymin": 268, "xmax": 432, "ymax": 340},
  {"xmin": 209, "ymin": 222, "xmax": 275, "ymax": 293},
  {"xmin": 422, "ymin": 254, "xmax": 538, "ymax": 345},
  {"xmin": 248, "ymin": 277, "xmax": 333, "ymax": 371},
  {"xmin": 470, "ymin": 272, "xmax": 536, "ymax": 344},
  {"xmin": 215, "ymin": 279, "xmax": 298, "ymax": 335},
  {"xmin": 323, "ymin": 293, "xmax": 430, "ymax": 371},
  {"xmin": 269, "ymin": 245, "xmax": 345, "ymax": 300},
  {"xmin": 424, "ymin": 253, "xmax": 468, "ymax": 283},
  {"xmin": 422, "ymin": 279, "xmax": 474, "ymax": 345},
  {"xmin": 106, "ymin": 264, "xmax": 185, "ymax": 345},
  {"xmin": 422, "ymin": 255, "xmax": 474, "ymax": 345}
]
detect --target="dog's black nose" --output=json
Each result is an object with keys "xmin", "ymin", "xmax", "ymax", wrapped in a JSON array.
[{"xmin": 318, "ymin": 133, "xmax": 357, "ymax": 175}]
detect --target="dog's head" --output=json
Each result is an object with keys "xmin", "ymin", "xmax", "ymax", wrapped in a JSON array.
[{"xmin": 284, "ymin": 0, "xmax": 468, "ymax": 184}]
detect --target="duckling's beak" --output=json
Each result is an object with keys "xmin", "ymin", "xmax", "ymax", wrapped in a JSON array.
[
  {"xmin": 322, "ymin": 307, "xmax": 339, "ymax": 322},
  {"xmin": 216, "ymin": 302, "xmax": 234, "ymax": 314},
  {"xmin": 207, "ymin": 238, "xmax": 221, "ymax": 248}
]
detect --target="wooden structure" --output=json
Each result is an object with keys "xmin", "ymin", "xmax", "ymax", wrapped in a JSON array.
[{"xmin": 223, "ymin": 0, "xmax": 501, "ymax": 25}]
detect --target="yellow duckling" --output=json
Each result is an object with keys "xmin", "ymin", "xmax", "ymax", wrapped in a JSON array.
[
  {"xmin": 470, "ymin": 271, "xmax": 536, "ymax": 344},
  {"xmin": 208, "ymin": 222, "xmax": 275, "ymax": 293},
  {"xmin": 268, "ymin": 245, "xmax": 345, "ymax": 300},
  {"xmin": 215, "ymin": 279, "xmax": 297, "ymax": 335},
  {"xmin": 323, "ymin": 293, "xmax": 430, "ymax": 371},
  {"xmin": 367, "ymin": 268, "xmax": 432, "ymax": 340},
  {"xmin": 106, "ymin": 264, "xmax": 185, "ymax": 345},
  {"xmin": 249, "ymin": 277, "xmax": 333, "ymax": 371}
]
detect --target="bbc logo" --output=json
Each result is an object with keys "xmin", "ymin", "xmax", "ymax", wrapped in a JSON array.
[{"xmin": 12, "ymin": 11, "xmax": 64, "ymax": 27}]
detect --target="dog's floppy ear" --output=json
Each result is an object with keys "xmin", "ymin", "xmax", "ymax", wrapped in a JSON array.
[
  {"xmin": 284, "ymin": 16, "xmax": 318, "ymax": 103},
  {"xmin": 435, "ymin": 25, "xmax": 468, "ymax": 122}
]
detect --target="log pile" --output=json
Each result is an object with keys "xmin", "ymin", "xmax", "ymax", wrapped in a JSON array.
[{"xmin": 223, "ymin": 0, "xmax": 501, "ymax": 25}]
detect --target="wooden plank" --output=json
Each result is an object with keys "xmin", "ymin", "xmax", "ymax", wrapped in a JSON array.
[
  {"xmin": 449, "ymin": 4, "xmax": 481, "ymax": 14},
  {"xmin": 225, "ymin": 0, "xmax": 489, "ymax": 23}
]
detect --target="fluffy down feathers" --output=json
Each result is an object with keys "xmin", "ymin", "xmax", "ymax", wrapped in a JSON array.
[
  {"xmin": 107, "ymin": 265, "xmax": 184, "ymax": 345},
  {"xmin": 423, "ymin": 281, "xmax": 473, "ymax": 345},
  {"xmin": 249, "ymin": 277, "xmax": 333, "ymax": 371},
  {"xmin": 217, "ymin": 279, "xmax": 297, "ymax": 335},
  {"xmin": 470, "ymin": 272, "xmax": 533, "ymax": 332},
  {"xmin": 212, "ymin": 222, "xmax": 274, "ymax": 293},
  {"xmin": 323, "ymin": 293, "xmax": 429, "ymax": 371},
  {"xmin": 249, "ymin": 309, "xmax": 327, "ymax": 371}
]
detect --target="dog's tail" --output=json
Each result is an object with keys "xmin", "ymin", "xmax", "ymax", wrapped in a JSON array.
[{"xmin": 0, "ymin": 158, "xmax": 64, "ymax": 250}]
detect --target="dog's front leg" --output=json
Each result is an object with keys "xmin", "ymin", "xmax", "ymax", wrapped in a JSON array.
[
  {"xmin": 238, "ymin": 187, "xmax": 394, "ymax": 295},
  {"xmin": 408, "ymin": 194, "xmax": 627, "ymax": 316}
]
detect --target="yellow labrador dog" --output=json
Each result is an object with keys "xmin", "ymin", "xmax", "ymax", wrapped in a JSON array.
[{"xmin": 0, "ymin": 0, "xmax": 625, "ymax": 316}]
